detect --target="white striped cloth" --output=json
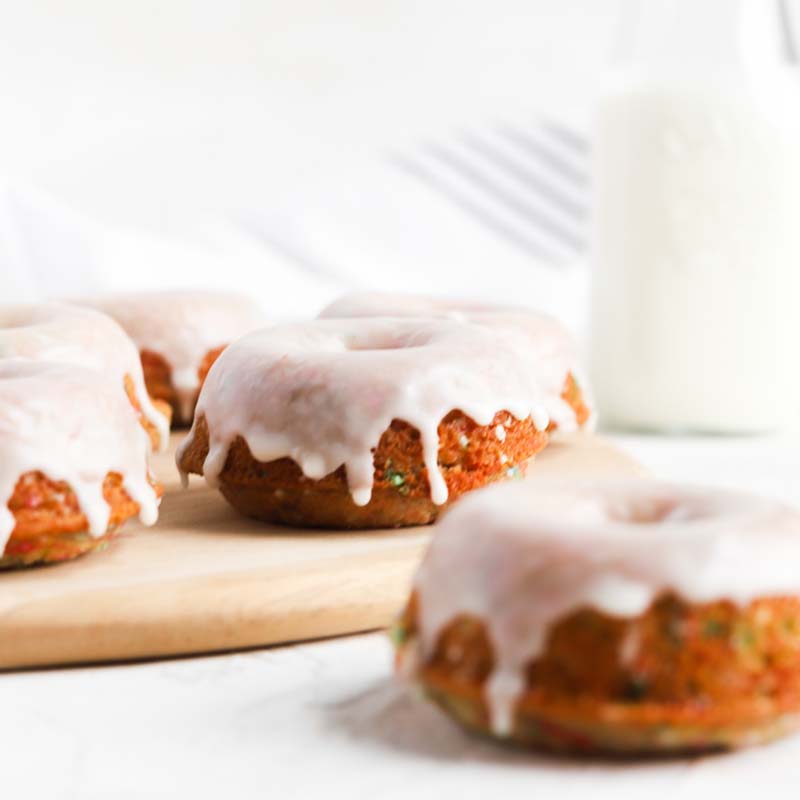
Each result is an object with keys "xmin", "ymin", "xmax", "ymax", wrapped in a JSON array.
[{"xmin": 0, "ymin": 119, "xmax": 590, "ymax": 334}]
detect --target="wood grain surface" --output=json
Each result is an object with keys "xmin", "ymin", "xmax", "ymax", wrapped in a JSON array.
[{"xmin": 0, "ymin": 432, "xmax": 643, "ymax": 670}]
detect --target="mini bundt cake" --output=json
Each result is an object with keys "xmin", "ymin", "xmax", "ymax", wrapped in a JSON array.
[
  {"xmin": 395, "ymin": 479, "xmax": 800, "ymax": 754},
  {"xmin": 0, "ymin": 360, "xmax": 162, "ymax": 567},
  {"xmin": 177, "ymin": 317, "xmax": 588, "ymax": 528}
]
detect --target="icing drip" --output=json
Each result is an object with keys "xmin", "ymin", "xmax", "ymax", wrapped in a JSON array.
[
  {"xmin": 177, "ymin": 317, "xmax": 558, "ymax": 505},
  {"xmin": 79, "ymin": 290, "xmax": 266, "ymax": 409},
  {"xmin": 0, "ymin": 359, "xmax": 160, "ymax": 552},
  {"xmin": 0, "ymin": 303, "xmax": 169, "ymax": 451},
  {"xmin": 412, "ymin": 479, "xmax": 800, "ymax": 737},
  {"xmin": 320, "ymin": 292, "xmax": 593, "ymax": 432}
]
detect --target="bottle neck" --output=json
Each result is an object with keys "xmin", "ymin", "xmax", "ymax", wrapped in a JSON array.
[{"xmin": 617, "ymin": 0, "xmax": 790, "ymax": 74}]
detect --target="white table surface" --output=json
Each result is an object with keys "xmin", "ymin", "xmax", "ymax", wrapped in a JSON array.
[{"xmin": 5, "ymin": 433, "xmax": 800, "ymax": 799}]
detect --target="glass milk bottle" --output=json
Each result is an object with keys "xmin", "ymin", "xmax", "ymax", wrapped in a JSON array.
[{"xmin": 590, "ymin": 0, "xmax": 800, "ymax": 432}]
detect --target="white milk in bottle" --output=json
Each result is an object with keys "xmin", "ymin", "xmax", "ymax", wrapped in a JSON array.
[{"xmin": 590, "ymin": 0, "xmax": 800, "ymax": 432}]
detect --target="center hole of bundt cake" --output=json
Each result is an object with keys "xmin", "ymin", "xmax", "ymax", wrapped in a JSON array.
[
  {"xmin": 1, "ymin": 316, "xmax": 38, "ymax": 330},
  {"xmin": 606, "ymin": 496, "xmax": 687, "ymax": 525},
  {"xmin": 345, "ymin": 334, "xmax": 420, "ymax": 352},
  {"xmin": 1, "ymin": 306, "xmax": 61, "ymax": 331},
  {"xmin": 348, "ymin": 343, "xmax": 407, "ymax": 351}
]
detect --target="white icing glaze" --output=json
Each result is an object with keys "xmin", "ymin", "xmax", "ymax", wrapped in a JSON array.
[
  {"xmin": 80, "ymin": 291, "xmax": 266, "ymax": 422},
  {"xmin": 411, "ymin": 479, "xmax": 800, "ymax": 737},
  {"xmin": 321, "ymin": 292, "xmax": 593, "ymax": 432},
  {"xmin": 0, "ymin": 359, "xmax": 160, "ymax": 553},
  {"xmin": 177, "ymin": 317, "xmax": 558, "ymax": 505},
  {"xmin": 0, "ymin": 303, "xmax": 169, "ymax": 451}
]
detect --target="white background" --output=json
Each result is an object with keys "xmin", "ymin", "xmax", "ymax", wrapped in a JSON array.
[
  {"xmin": 0, "ymin": 0, "xmax": 622, "ymax": 233},
  {"xmin": 0, "ymin": 0, "xmax": 634, "ymax": 320}
]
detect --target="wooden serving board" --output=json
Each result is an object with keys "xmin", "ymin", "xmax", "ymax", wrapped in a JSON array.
[{"xmin": 0, "ymin": 433, "xmax": 644, "ymax": 670}]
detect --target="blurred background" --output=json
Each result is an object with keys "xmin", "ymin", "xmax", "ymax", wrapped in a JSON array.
[
  {"xmin": 0, "ymin": 0, "xmax": 632, "ymax": 323},
  {"xmin": 0, "ymin": 0, "xmax": 618, "ymax": 224},
  {"xmin": 5, "ymin": 0, "xmax": 800, "ymax": 433}
]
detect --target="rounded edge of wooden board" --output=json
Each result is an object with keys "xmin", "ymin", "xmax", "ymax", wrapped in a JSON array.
[
  {"xmin": 0, "ymin": 542, "xmax": 427, "ymax": 670},
  {"xmin": 0, "ymin": 432, "xmax": 644, "ymax": 669}
]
